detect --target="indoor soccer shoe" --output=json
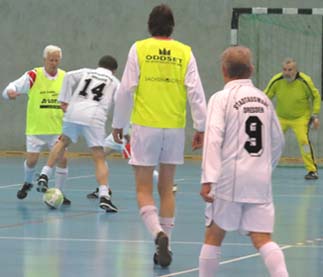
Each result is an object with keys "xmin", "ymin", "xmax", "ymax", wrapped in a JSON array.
[
  {"xmin": 304, "ymin": 171, "xmax": 319, "ymax": 180},
  {"xmin": 154, "ymin": 231, "xmax": 172, "ymax": 267},
  {"xmin": 37, "ymin": 174, "xmax": 49, "ymax": 193},
  {"xmin": 99, "ymin": 195, "xmax": 118, "ymax": 212},
  {"xmin": 87, "ymin": 188, "xmax": 99, "ymax": 199},
  {"xmin": 62, "ymin": 195, "xmax": 72, "ymax": 205},
  {"xmin": 17, "ymin": 182, "xmax": 33, "ymax": 199},
  {"xmin": 87, "ymin": 188, "xmax": 112, "ymax": 199},
  {"xmin": 153, "ymin": 250, "xmax": 173, "ymax": 265}
]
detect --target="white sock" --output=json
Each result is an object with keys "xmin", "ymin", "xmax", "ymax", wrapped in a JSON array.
[
  {"xmin": 24, "ymin": 160, "xmax": 35, "ymax": 184},
  {"xmin": 153, "ymin": 169, "xmax": 159, "ymax": 184},
  {"xmin": 99, "ymin": 184, "xmax": 110, "ymax": 198},
  {"xmin": 160, "ymin": 217, "xmax": 175, "ymax": 249},
  {"xmin": 199, "ymin": 244, "xmax": 221, "ymax": 277},
  {"xmin": 140, "ymin": 205, "xmax": 163, "ymax": 238},
  {"xmin": 259, "ymin": 241, "xmax": 289, "ymax": 277},
  {"xmin": 41, "ymin": 165, "xmax": 54, "ymax": 179},
  {"xmin": 54, "ymin": 167, "xmax": 68, "ymax": 190}
]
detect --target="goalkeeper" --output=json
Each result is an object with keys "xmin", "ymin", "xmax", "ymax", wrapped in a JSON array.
[{"xmin": 264, "ymin": 58, "xmax": 321, "ymax": 180}]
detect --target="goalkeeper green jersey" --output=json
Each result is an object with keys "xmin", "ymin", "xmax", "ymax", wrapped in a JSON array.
[{"xmin": 264, "ymin": 72, "xmax": 321, "ymax": 119}]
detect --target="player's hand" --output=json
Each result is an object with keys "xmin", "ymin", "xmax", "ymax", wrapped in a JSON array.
[
  {"xmin": 7, "ymin": 89, "xmax": 20, "ymax": 100},
  {"xmin": 112, "ymin": 128, "xmax": 123, "ymax": 144},
  {"xmin": 124, "ymin": 134, "xmax": 131, "ymax": 143},
  {"xmin": 312, "ymin": 117, "xmax": 320, "ymax": 129},
  {"xmin": 60, "ymin": 102, "xmax": 68, "ymax": 112},
  {"xmin": 200, "ymin": 183, "xmax": 214, "ymax": 203},
  {"xmin": 192, "ymin": 131, "xmax": 204, "ymax": 150}
]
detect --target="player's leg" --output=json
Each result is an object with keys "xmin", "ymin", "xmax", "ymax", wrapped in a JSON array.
[
  {"xmin": 134, "ymin": 165, "xmax": 172, "ymax": 267},
  {"xmin": 157, "ymin": 164, "xmax": 176, "ymax": 252},
  {"xmin": 87, "ymin": 133, "xmax": 122, "ymax": 199},
  {"xmin": 153, "ymin": 127, "xmax": 185, "ymax": 266},
  {"xmin": 38, "ymin": 122, "xmax": 79, "ymax": 192},
  {"xmin": 86, "ymin": 145, "xmax": 114, "ymax": 199},
  {"xmin": 199, "ymin": 222, "xmax": 225, "ymax": 277},
  {"xmin": 91, "ymin": 146, "xmax": 117, "ymax": 212},
  {"xmin": 85, "ymin": 127, "xmax": 117, "ymax": 212},
  {"xmin": 291, "ymin": 116, "xmax": 318, "ymax": 179},
  {"xmin": 243, "ymin": 202, "xmax": 288, "ymax": 276},
  {"xmin": 250, "ymin": 232, "xmax": 288, "ymax": 277},
  {"xmin": 37, "ymin": 135, "xmax": 71, "ymax": 193},
  {"xmin": 17, "ymin": 135, "xmax": 44, "ymax": 199},
  {"xmin": 199, "ymin": 198, "xmax": 241, "ymax": 276},
  {"xmin": 130, "ymin": 124, "xmax": 171, "ymax": 267},
  {"xmin": 46, "ymin": 135, "xmax": 71, "ymax": 205},
  {"xmin": 153, "ymin": 168, "xmax": 178, "ymax": 194},
  {"xmin": 17, "ymin": 152, "xmax": 40, "ymax": 199}
]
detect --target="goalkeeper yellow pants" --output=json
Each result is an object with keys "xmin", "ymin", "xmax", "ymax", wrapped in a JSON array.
[{"xmin": 279, "ymin": 116, "xmax": 317, "ymax": 172}]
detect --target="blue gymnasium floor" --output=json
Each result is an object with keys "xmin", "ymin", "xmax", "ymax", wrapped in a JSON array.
[{"xmin": 0, "ymin": 156, "xmax": 322, "ymax": 277}]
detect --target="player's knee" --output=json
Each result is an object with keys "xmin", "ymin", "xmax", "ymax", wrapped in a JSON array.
[{"xmin": 250, "ymin": 232, "xmax": 272, "ymax": 250}]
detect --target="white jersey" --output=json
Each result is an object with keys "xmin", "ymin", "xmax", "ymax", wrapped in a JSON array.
[
  {"xmin": 201, "ymin": 79, "xmax": 284, "ymax": 203},
  {"xmin": 59, "ymin": 67, "xmax": 119, "ymax": 127}
]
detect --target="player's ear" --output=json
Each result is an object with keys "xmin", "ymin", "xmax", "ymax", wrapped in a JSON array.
[{"xmin": 250, "ymin": 64, "xmax": 254, "ymax": 76}]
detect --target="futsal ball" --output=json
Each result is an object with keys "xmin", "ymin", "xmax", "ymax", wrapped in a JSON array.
[{"xmin": 43, "ymin": 188, "xmax": 64, "ymax": 209}]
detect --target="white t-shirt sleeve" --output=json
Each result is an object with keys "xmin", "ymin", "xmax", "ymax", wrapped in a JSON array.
[
  {"xmin": 2, "ymin": 72, "xmax": 31, "ymax": 99},
  {"xmin": 58, "ymin": 69, "xmax": 85, "ymax": 103},
  {"xmin": 201, "ymin": 93, "xmax": 225, "ymax": 184},
  {"xmin": 112, "ymin": 43, "xmax": 138, "ymax": 129},
  {"xmin": 185, "ymin": 52, "xmax": 207, "ymax": 132}
]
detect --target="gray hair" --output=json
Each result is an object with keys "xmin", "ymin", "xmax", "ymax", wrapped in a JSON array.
[
  {"xmin": 282, "ymin": 58, "xmax": 297, "ymax": 68},
  {"xmin": 43, "ymin": 45, "xmax": 62, "ymax": 59},
  {"xmin": 221, "ymin": 45, "xmax": 253, "ymax": 79}
]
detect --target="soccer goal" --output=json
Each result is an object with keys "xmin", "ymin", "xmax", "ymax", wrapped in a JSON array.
[
  {"xmin": 230, "ymin": 8, "xmax": 323, "ymax": 164},
  {"xmin": 230, "ymin": 7, "xmax": 323, "ymax": 96}
]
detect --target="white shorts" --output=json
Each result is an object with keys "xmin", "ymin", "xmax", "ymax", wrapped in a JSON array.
[
  {"xmin": 129, "ymin": 124, "xmax": 185, "ymax": 166},
  {"xmin": 205, "ymin": 198, "xmax": 275, "ymax": 234},
  {"xmin": 62, "ymin": 121, "xmax": 105, "ymax": 147},
  {"xmin": 26, "ymin": 135, "xmax": 60, "ymax": 153},
  {"xmin": 103, "ymin": 133, "xmax": 126, "ymax": 153}
]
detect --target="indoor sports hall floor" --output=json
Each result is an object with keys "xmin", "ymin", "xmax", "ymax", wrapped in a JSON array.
[{"xmin": 0, "ymin": 156, "xmax": 322, "ymax": 277}]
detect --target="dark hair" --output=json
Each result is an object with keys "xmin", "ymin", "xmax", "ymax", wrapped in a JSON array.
[
  {"xmin": 98, "ymin": 55, "xmax": 118, "ymax": 71},
  {"xmin": 148, "ymin": 4, "xmax": 175, "ymax": 37}
]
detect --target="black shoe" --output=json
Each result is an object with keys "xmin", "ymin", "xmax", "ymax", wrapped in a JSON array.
[
  {"xmin": 87, "ymin": 188, "xmax": 112, "ymax": 199},
  {"xmin": 37, "ymin": 174, "xmax": 48, "ymax": 193},
  {"xmin": 99, "ymin": 195, "xmax": 118, "ymax": 212},
  {"xmin": 304, "ymin": 171, "xmax": 319, "ymax": 180},
  {"xmin": 17, "ymin": 182, "xmax": 33, "ymax": 199},
  {"xmin": 154, "ymin": 231, "xmax": 172, "ymax": 267},
  {"xmin": 153, "ymin": 250, "xmax": 173, "ymax": 265},
  {"xmin": 62, "ymin": 195, "xmax": 71, "ymax": 205}
]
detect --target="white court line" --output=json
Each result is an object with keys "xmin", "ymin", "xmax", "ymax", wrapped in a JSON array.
[
  {"xmin": 0, "ymin": 174, "xmax": 96, "ymax": 189},
  {"xmin": 0, "ymin": 235, "xmax": 321, "ymax": 277},
  {"xmin": 158, "ymin": 245, "xmax": 293, "ymax": 277},
  {"xmin": 0, "ymin": 175, "xmax": 186, "ymax": 189},
  {"xmin": 0, "ymin": 236, "xmax": 251, "ymax": 247}
]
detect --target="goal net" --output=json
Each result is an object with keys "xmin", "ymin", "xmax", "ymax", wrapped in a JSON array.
[{"xmin": 231, "ymin": 8, "xmax": 323, "ymax": 164}]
